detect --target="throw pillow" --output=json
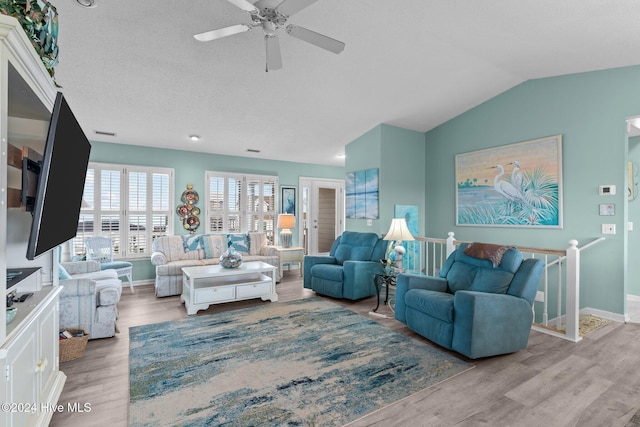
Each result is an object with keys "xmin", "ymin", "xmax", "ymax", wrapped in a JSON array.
[
  {"xmin": 202, "ymin": 234, "xmax": 226, "ymax": 259},
  {"xmin": 58, "ymin": 265, "xmax": 72, "ymax": 280},
  {"xmin": 227, "ymin": 234, "xmax": 251, "ymax": 255},
  {"xmin": 182, "ymin": 234, "xmax": 202, "ymax": 252}
]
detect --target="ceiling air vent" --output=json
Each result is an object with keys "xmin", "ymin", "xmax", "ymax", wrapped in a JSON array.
[
  {"xmin": 94, "ymin": 130, "xmax": 117, "ymax": 137},
  {"xmin": 246, "ymin": 149, "xmax": 261, "ymax": 153}
]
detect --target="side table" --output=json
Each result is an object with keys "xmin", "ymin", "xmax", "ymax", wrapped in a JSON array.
[
  {"xmin": 274, "ymin": 246, "xmax": 304, "ymax": 277},
  {"xmin": 372, "ymin": 273, "xmax": 396, "ymax": 313}
]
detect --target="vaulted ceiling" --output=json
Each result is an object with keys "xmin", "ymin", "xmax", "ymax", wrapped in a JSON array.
[{"xmin": 53, "ymin": 0, "xmax": 640, "ymax": 166}]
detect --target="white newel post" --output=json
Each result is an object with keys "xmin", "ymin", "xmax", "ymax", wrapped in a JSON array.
[
  {"xmin": 565, "ymin": 239, "xmax": 581, "ymax": 342},
  {"xmin": 446, "ymin": 232, "xmax": 456, "ymax": 257}
]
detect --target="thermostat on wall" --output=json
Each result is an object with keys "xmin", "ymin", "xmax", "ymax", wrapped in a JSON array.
[{"xmin": 599, "ymin": 185, "xmax": 616, "ymax": 195}]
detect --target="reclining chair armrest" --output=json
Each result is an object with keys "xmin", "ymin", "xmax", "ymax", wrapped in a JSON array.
[
  {"xmin": 342, "ymin": 260, "xmax": 385, "ymax": 300},
  {"xmin": 61, "ymin": 260, "xmax": 101, "ymax": 275},
  {"xmin": 303, "ymin": 256, "xmax": 337, "ymax": 288},
  {"xmin": 96, "ymin": 286, "xmax": 121, "ymax": 306},
  {"xmin": 395, "ymin": 273, "xmax": 448, "ymax": 323},
  {"xmin": 150, "ymin": 251, "xmax": 168, "ymax": 266},
  {"xmin": 453, "ymin": 291, "xmax": 533, "ymax": 359}
]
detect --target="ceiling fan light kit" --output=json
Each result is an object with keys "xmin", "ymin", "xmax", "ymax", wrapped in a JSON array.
[
  {"xmin": 75, "ymin": 0, "xmax": 97, "ymax": 8},
  {"xmin": 194, "ymin": 0, "xmax": 345, "ymax": 71}
]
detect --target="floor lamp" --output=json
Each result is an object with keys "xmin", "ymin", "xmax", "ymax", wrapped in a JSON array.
[
  {"xmin": 383, "ymin": 218, "xmax": 415, "ymax": 273},
  {"xmin": 277, "ymin": 213, "xmax": 295, "ymax": 248}
]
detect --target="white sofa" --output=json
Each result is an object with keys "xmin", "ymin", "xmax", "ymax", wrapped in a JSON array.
[
  {"xmin": 58, "ymin": 260, "xmax": 123, "ymax": 340},
  {"xmin": 150, "ymin": 232, "xmax": 280, "ymax": 297}
]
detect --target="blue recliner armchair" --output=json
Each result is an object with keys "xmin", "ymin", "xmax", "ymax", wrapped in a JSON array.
[
  {"xmin": 395, "ymin": 243, "xmax": 544, "ymax": 359},
  {"xmin": 304, "ymin": 231, "xmax": 387, "ymax": 300}
]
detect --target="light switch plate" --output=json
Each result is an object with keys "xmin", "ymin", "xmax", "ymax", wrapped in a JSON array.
[{"xmin": 599, "ymin": 185, "xmax": 616, "ymax": 195}]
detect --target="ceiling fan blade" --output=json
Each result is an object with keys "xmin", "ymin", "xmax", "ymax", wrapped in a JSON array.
[
  {"xmin": 265, "ymin": 35, "xmax": 283, "ymax": 71},
  {"xmin": 194, "ymin": 24, "xmax": 252, "ymax": 42},
  {"xmin": 276, "ymin": 0, "xmax": 318, "ymax": 17},
  {"xmin": 285, "ymin": 25, "xmax": 345, "ymax": 54},
  {"xmin": 227, "ymin": 0, "xmax": 259, "ymax": 13}
]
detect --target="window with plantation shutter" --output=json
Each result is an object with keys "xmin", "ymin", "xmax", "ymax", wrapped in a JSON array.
[
  {"xmin": 205, "ymin": 172, "xmax": 277, "ymax": 244},
  {"xmin": 72, "ymin": 162, "xmax": 174, "ymax": 259}
]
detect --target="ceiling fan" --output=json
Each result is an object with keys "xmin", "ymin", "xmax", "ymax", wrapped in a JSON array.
[{"xmin": 194, "ymin": 0, "xmax": 345, "ymax": 71}]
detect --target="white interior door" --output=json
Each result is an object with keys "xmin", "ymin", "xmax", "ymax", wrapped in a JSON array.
[{"xmin": 299, "ymin": 177, "xmax": 344, "ymax": 255}]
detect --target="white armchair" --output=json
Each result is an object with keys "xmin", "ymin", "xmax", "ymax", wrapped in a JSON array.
[{"xmin": 59, "ymin": 261, "xmax": 123, "ymax": 340}]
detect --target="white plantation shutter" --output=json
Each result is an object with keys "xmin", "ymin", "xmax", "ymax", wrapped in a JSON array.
[
  {"xmin": 206, "ymin": 172, "xmax": 278, "ymax": 244},
  {"xmin": 72, "ymin": 163, "xmax": 174, "ymax": 259},
  {"xmin": 152, "ymin": 173, "xmax": 170, "ymax": 241},
  {"xmin": 74, "ymin": 168, "xmax": 95, "ymax": 255}
]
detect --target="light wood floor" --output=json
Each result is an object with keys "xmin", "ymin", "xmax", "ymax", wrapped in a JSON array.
[{"xmin": 50, "ymin": 271, "xmax": 640, "ymax": 427}]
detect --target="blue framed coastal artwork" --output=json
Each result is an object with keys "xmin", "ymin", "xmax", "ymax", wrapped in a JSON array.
[
  {"xmin": 455, "ymin": 135, "xmax": 563, "ymax": 228},
  {"xmin": 346, "ymin": 168, "xmax": 379, "ymax": 219},
  {"xmin": 281, "ymin": 186, "xmax": 296, "ymax": 215}
]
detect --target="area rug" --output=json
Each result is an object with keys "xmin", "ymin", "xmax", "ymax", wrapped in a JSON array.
[
  {"xmin": 577, "ymin": 314, "xmax": 610, "ymax": 337},
  {"xmin": 558, "ymin": 314, "xmax": 611, "ymax": 337},
  {"xmin": 129, "ymin": 298, "xmax": 472, "ymax": 426}
]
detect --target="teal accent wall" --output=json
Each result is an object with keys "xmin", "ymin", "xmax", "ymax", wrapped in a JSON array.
[
  {"xmin": 380, "ymin": 125, "xmax": 426, "ymax": 236},
  {"xmin": 89, "ymin": 142, "xmax": 344, "ymax": 281},
  {"xmin": 345, "ymin": 124, "xmax": 426, "ymax": 236},
  {"xmin": 345, "ymin": 126, "xmax": 382, "ymax": 233},
  {"xmin": 425, "ymin": 65, "xmax": 640, "ymax": 315}
]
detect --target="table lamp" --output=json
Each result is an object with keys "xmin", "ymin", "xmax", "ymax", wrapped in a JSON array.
[
  {"xmin": 277, "ymin": 213, "xmax": 295, "ymax": 248},
  {"xmin": 383, "ymin": 218, "xmax": 415, "ymax": 272}
]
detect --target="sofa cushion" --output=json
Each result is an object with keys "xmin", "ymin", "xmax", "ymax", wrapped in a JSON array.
[
  {"xmin": 470, "ymin": 269, "xmax": 514, "ymax": 294},
  {"xmin": 333, "ymin": 231, "xmax": 379, "ymax": 265},
  {"xmin": 445, "ymin": 262, "xmax": 476, "ymax": 293},
  {"xmin": 155, "ymin": 259, "xmax": 206, "ymax": 276},
  {"xmin": 310, "ymin": 264, "xmax": 344, "ymax": 282},
  {"xmin": 405, "ymin": 289, "xmax": 454, "ymax": 323}
]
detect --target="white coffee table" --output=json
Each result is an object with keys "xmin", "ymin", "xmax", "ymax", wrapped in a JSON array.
[{"xmin": 181, "ymin": 261, "xmax": 278, "ymax": 315}]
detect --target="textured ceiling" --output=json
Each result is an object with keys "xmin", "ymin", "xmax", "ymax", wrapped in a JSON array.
[{"xmin": 52, "ymin": 0, "xmax": 640, "ymax": 166}]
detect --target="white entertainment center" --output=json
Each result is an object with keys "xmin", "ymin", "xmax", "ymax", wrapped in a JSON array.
[{"xmin": 0, "ymin": 15, "xmax": 66, "ymax": 427}]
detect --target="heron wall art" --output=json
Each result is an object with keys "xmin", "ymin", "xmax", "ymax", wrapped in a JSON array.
[{"xmin": 455, "ymin": 135, "xmax": 563, "ymax": 228}]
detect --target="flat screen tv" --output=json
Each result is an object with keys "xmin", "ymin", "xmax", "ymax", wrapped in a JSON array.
[{"xmin": 26, "ymin": 92, "xmax": 91, "ymax": 260}]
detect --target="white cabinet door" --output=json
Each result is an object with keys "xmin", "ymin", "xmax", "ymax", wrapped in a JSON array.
[
  {"xmin": 38, "ymin": 300, "xmax": 58, "ymax": 405},
  {"xmin": 6, "ymin": 323, "xmax": 39, "ymax": 426}
]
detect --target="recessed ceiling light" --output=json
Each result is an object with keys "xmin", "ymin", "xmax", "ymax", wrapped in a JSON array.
[
  {"xmin": 76, "ymin": 0, "xmax": 97, "ymax": 8},
  {"xmin": 337, "ymin": 153, "xmax": 346, "ymax": 159},
  {"xmin": 189, "ymin": 135, "xmax": 201, "ymax": 142}
]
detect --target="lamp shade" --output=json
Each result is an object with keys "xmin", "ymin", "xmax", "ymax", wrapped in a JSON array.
[
  {"xmin": 384, "ymin": 218, "xmax": 415, "ymax": 241},
  {"xmin": 277, "ymin": 213, "xmax": 295, "ymax": 229}
]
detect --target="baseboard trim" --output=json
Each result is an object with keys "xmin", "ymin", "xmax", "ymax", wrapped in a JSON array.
[{"xmin": 131, "ymin": 279, "xmax": 155, "ymax": 287}]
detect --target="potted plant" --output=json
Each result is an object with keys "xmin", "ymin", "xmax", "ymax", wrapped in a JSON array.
[{"xmin": 0, "ymin": 0, "xmax": 59, "ymax": 78}]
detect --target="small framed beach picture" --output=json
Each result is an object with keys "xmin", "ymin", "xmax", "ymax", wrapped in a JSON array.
[
  {"xmin": 455, "ymin": 135, "xmax": 563, "ymax": 228},
  {"xmin": 281, "ymin": 186, "xmax": 296, "ymax": 215}
]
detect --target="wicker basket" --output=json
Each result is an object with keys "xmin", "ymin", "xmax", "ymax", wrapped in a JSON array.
[{"xmin": 59, "ymin": 329, "xmax": 89, "ymax": 362}]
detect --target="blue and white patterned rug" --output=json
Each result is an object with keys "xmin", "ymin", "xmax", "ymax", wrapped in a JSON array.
[{"xmin": 129, "ymin": 298, "xmax": 471, "ymax": 426}]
